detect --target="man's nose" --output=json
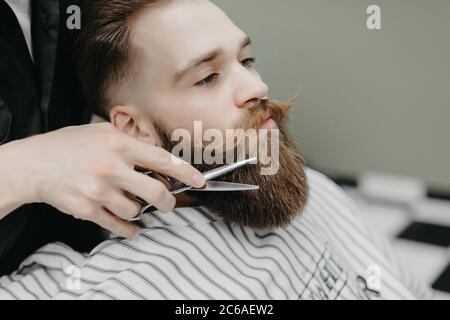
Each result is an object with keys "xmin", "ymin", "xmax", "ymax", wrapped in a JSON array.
[{"xmin": 234, "ymin": 70, "xmax": 269, "ymax": 109}]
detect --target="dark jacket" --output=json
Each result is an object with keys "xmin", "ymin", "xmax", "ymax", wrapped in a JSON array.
[{"xmin": 0, "ymin": 0, "xmax": 102, "ymax": 275}]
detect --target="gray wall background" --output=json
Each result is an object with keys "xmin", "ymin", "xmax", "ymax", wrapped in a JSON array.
[{"xmin": 214, "ymin": 0, "xmax": 450, "ymax": 191}]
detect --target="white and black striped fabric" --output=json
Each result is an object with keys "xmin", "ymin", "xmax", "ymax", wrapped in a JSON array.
[{"xmin": 0, "ymin": 168, "xmax": 431, "ymax": 300}]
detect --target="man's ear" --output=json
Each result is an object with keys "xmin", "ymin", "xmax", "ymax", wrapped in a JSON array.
[{"xmin": 109, "ymin": 105, "xmax": 161, "ymax": 146}]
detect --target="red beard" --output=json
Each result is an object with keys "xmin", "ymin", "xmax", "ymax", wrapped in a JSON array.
[{"xmin": 157, "ymin": 97, "xmax": 309, "ymax": 229}]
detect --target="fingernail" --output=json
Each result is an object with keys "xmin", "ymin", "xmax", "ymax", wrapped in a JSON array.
[{"xmin": 192, "ymin": 173, "xmax": 206, "ymax": 188}]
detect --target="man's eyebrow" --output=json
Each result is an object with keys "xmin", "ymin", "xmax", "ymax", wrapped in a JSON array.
[{"xmin": 174, "ymin": 35, "xmax": 252, "ymax": 84}]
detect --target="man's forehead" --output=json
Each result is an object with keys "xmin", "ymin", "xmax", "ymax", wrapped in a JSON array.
[{"xmin": 130, "ymin": 0, "xmax": 245, "ymax": 68}]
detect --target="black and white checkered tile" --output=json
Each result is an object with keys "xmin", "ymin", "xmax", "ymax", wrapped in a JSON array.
[{"xmin": 340, "ymin": 185, "xmax": 450, "ymax": 300}]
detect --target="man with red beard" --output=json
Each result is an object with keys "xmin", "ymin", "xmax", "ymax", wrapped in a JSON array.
[{"xmin": 0, "ymin": 0, "xmax": 429, "ymax": 299}]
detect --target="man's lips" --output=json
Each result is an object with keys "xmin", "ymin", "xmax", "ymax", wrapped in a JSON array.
[
  {"xmin": 259, "ymin": 110, "xmax": 278, "ymax": 130},
  {"xmin": 260, "ymin": 117, "xmax": 278, "ymax": 130}
]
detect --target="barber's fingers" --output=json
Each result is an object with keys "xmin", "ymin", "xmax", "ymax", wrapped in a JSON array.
[
  {"xmin": 114, "ymin": 169, "xmax": 176, "ymax": 213},
  {"xmin": 100, "ymin": 189, "xmax": 142, "ymax": 221},
  {"xmin": 91, "ymin": 207, "xmax": 140, "ymax": 239},
  {"xmin": 122, "ymin": 139, "xmax": 205, "ymax": 188}
]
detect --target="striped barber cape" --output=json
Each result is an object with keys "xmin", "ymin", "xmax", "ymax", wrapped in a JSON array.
[{"xmin": 0, "ymin": 168, "xmax": 430, "ymax": 300}]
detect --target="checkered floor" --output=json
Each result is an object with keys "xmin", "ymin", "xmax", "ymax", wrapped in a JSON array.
[{"xmin": 342, "ymin": 187, "xmax": 450, "ymax": 300}]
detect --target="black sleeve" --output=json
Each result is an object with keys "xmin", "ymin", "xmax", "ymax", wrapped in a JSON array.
[{"xmin": 0, "ymin": 97, "xmax": 12, "ymax": 144}]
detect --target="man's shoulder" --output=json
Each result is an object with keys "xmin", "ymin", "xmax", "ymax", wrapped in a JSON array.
[
  {"xmin": 304, "ymin": 167, "xmax": 334, "ymax": 185},
  {"xmin": 301, "ymin": 167, "xmax": 361, "ymax": 224},
  {"xmin": 304, "ymin": 167, "xmax": 350, "ymax": 202}
]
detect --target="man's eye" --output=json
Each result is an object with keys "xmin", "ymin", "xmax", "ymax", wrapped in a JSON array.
[
  {"xmin": 196, "ymin": 73, "xmax": 219, "ymax": 87},
  {"xmin": 194, "ymin": 58, "xmax": 255, "ymax": 87},
  {"xmin": 241, "ymin": 57, "xmax": 256, "ymax": 68}
]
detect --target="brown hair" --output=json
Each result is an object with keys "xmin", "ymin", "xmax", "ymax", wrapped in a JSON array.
[{"xmin": 77, "ymin": 0, "xmax": 168, "ymax": 119}]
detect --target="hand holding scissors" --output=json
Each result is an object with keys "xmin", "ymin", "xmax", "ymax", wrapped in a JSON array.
[{"xmin": 131, "ymin": 157, "xmax": 259, "ymax": 221}]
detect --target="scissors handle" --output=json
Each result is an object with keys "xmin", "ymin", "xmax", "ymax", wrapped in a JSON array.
[{"xmin": 128, "ymin": 171, "xmax": 190, "ymax": 221}]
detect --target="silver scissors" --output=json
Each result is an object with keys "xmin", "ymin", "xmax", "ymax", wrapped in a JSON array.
[{"xmin": 130, "ymin": 157, "xmax": 259, "ymax": 221}]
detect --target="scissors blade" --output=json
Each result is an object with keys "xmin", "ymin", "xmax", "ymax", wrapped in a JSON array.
[
  {"xmin": 202, "ymin": 157, "xmax": 257, "ymax": 181},
  {"xmin": 188, "ymin": 181, "xmax": 259, "ymax": 192},
  {"xmin": 169, "ymin": 157, "xmax": 258, "ymax": 194}
]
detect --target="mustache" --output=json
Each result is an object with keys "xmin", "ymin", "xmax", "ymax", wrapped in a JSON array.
[
  {"xmin": 153, "ymin": 96, "xmax": 300, "ymax": 163},
  {"xmin": 236, "ymin": 95, "xmax": 298, "ymax": 130}
]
